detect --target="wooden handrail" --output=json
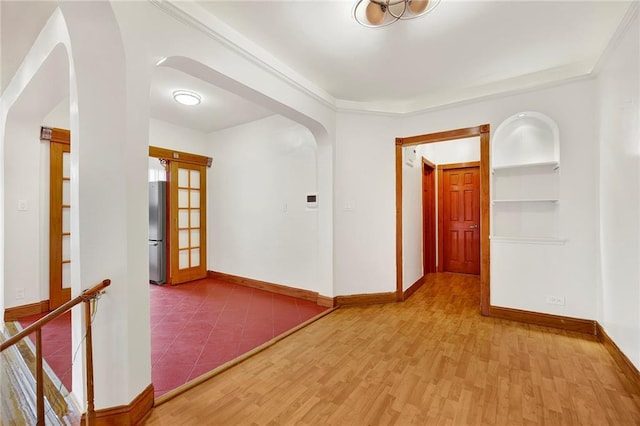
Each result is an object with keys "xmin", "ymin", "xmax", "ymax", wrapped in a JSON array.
[
  {"xmin": 1, "ymin": 278, "xmax": 110, "ymax": 425},
  {"xmin": 1, "ymin": 279, "xmax": 110, "ymax": 351}
]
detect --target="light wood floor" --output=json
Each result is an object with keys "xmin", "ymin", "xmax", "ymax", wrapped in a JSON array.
[{"xmin": 145, "ymin": 273, "xmax": 640, "ymax": 425}]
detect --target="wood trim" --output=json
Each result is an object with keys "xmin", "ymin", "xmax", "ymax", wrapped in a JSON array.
[
  {"xmin": 149, "ymin": 146, "xmax": 212, "ymax": 167},
  {"xmin": 488, "ymin": 306, "xmax": 596, "ymax": 334},
  {"xmin": 4, "ymin": 300, "xmax": 49, "ymax": 321},
  {"xmin": 403, "ymin": 275, "xmax": 426, "ymax": 300},
  {"xmin": 438, "ymin": 161, "xmax": 481, "ymax": 170},
  {"xmin": 316, "ymin": 295, "xmax": 335, "ymax": 308},
  {"xmin": 207, "ymin": 271, "xmax": 320, "ymax": 304},
  {"xmin": 479, "ymin": 128, "xmax": 491, "ymax": 316},
  {"xmin": 40, "ymin": 127, "xmax": 70, "ymax": 145},
  {"xmin": 422, "ymin": 158, "xmax": 436, "ymax": 275},
  {"xmin": 396, "ymin": 124, "xmax": 491, "ymax": 314},
  {"xmin": 437, "ymin": 166, "xmax": 444, "ymax": 273},
  {"xmin": 335, "ymin": 292, "xmax": 397, "ymax": 307},
  {"xmin": 397, "ymin": 126, "xmax": 486, "ymax": 146},
  {"xmin": 81, "ymin": 384, "xmax": 154, "ymax": 426},
  {"xmin": 395, "ymin": 142, "xmax": 403, "ymax": 301},
  {"xmin": 596, "ymin": 323, "xmax": 640, "ymax": 392},
  {"xmin": 422, "ymin": 157, "xmax": 436, "ymax": 169}
]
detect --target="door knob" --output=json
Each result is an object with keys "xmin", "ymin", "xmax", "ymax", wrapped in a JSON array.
[{"xmin": 469, "ymin": 224, "xmax": 478, "ymax": 229}]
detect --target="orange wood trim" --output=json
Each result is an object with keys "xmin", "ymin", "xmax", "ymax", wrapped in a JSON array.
[
  {"xmin": 403, "ymin": 275, "xmax": 426, "ymax": 300},
  {"xmin": 422, "ymin": 157, "xmax": 436, "ymax": 169},
  {"xmin": 398, "ymin": 126, "xmax": 484, "ymax": 146},
  {"xmin": 422, "ymin": 158, "xmax": 436, "ymax": 276},
  {"xmin": 439, "ymin": 161, "xmax": 481, "ymax": 170},
  {"xmin": 596, "ymin": 323, "xmax": 640, "ymax": 391},
  {"xmin": 4, "ymin": 300, "xmax": 49, "ymax": 321},
  {"xmin": 437, "ymin": 166, "xmax": 444, "ymax": 273},
  {"xmin": 395, "ymin": 142, "xmax": 403, "ymax": 301},
  {"xmin": 207, "ymin": 271, "xmax": 320, "ymax": 304},
  {"xmin": 316, "ymin": 295, "xmax": 335, "ymax": 308},
  {"xmin": 40, "ymin": 127, "xmax": 70, "ymax": 145},
  {"xmin": 479, "ymin": 128, "xmax": 490, "ymax": 316},
  {"xmin": 488, "ymin": 306, "xmax": 596, "ymax": 334},
  {"xmin": 149, "ymin": 146, "xmax": 212, "ymax": 167},
  {"xmin": 81, "ymin": 384, "xmax": 154, "ymax": 426},
  {"xmin": 335, "ymin": 292, "xmax": 397, "ymax": 307},
  {"xmin": 396, "ymin": 124, "xmax": 490, "ymax": 315}
]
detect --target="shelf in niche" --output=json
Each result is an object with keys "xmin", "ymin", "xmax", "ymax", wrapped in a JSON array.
[
  {"xmin": 492, "ymin": 161, "xmax": 559, "ymax": 172},
  {"xmin": 492, "ymin": 198, "xmax": 558, "ymax": 204},
  {"xmin": 490, "ymin": 236, "xmax": 566, "ymax": 245}
]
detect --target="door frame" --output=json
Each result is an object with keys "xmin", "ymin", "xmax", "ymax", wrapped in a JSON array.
[
  {"xmin": 437, "ymin": 162, "xmax": 480, "ymax": 274},
  {"xmin": 40, "ymin": 127, "xmax": 72, "ymax": 310},
  {"xmin": 395, "ymin": 125, "xmax": 490, "ymax": 315},
  {"xmin": 421, "ymin": 158, "xmax": 436, "ymax": 275},
  {"xmin": 148, "ymin": 146, "xmax": 212, "ymax": 285}
]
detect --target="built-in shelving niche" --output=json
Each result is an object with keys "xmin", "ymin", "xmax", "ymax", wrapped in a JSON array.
[{"xmin": 491, "ymin": 112, "xmax": 564, "ymax": 244}]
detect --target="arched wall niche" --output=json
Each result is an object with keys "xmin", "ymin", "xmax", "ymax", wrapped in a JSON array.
[{"xmin": 492, "ymin": 111, "xmax": 560, "ymax": 168}]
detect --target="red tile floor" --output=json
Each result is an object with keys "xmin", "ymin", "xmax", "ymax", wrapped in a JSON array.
[
  {"xmin": 18, "ymin": 311, "xmax": 73, "ymax": 392},
  {"xmin": 18, "ymin": 278, "xmax": 328, "ymax": 399}
]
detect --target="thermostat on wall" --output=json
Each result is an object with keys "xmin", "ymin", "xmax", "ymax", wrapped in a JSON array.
[{"xmin": 306, "ymin": 193, "xmax": 318, "ymax": 209}]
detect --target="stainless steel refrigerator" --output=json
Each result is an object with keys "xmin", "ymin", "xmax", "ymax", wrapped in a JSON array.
[{"xmin": 149, "ymin": 181, "xmax": 166, "ymax": 284}]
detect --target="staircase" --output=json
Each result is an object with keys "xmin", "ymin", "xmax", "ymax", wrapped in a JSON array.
[{"xmin": 1, "ymin": 321, "xmax": 81, "ymax": 425}]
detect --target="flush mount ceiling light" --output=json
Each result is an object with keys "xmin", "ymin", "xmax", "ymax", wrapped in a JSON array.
[
  {"xmin": 353, "ymin": 0, "xmax": 441, "ymax": 28},
  {"xmin": 173, "ymin": 90, "xmax": 201, "ymax": 106}
]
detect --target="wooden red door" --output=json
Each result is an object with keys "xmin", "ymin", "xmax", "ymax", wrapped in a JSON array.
[{"xmin": 441, "ymin": 164, "xmax": 480, "ymax": 275}]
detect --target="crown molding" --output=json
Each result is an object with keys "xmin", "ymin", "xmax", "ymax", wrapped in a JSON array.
[
  {"xmin": 149, "ymin": 0, "xmax": 337, "ymax": 111},
  {"xmin": 591, "ymin": 0, "xmax": 639, "ymax": 77},
  {"xmin": 148, "ymin": 0, "xmax": 631, "ymax": 119}
]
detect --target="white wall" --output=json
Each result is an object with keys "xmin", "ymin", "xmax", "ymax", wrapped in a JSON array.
[
  {"xmin": 334, "ymin": 112, "xmax": 400, "ymax": 296},
  {"xmin": 402, "ymin": 138, "xmax": 481, "ymax": 289},
  {"xmin": 3, "ymin": 58, "xmax": 69, "ymax": 310},
  {"xmin": 596, "ymin": 9, "xmax": 640, "ymax": 369},
  {"xmin": 207, "ymin": 115, "xmax": 321, "ymax": 294},
  {"xmin": 333, "ymin": 79, "xmax": 598, "ymax": 318},
  {"xmin": 419, "ymin": 137, "xmax": 480, "ymax": 165},
  {"xmin": 149, "ymin": 118, "xmax": 208, "ymax": 156}
]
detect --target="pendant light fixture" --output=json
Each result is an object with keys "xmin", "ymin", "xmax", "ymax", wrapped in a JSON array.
[{"xmin": 353, "ymin": 0, "xmax": 441, "ymax": 28}]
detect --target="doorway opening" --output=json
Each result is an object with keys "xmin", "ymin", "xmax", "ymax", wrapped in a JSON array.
[{"xmin": 396, "ymin": 125, "xmax": 490, "ymax": 315}]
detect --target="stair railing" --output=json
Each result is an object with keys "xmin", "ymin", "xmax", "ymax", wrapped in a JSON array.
[{"xmin": 1, "ymin": 279, "xmax": 111, "ymax": 426}]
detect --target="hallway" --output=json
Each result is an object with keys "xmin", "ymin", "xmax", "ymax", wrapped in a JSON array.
[{"xmin": 145, "ymin": 273, "xmax": 640, "ymax": 425}]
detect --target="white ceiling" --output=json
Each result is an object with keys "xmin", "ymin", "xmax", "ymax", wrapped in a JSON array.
[
  {"xmin": 1, "ymin": 0, "xmax": 633, "ymax": 132},
  {"xmin": 150, "ymin": 66, "xmax": 273, "ymax": 133},
  {"xmin": 197, "ymin": 0, "xmax": 631, "ymax": 108}
]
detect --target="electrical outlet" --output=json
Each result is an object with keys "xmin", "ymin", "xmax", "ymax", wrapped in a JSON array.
[
  {"xmin": 546, "ymin": 295, "xmax": 565, "ymax": 306},
  {"xmin": 17, "ymin": 199, "xmax": 28, "ymax": 211},
  {"xmin": 16, "ymin": 288, "xmax": 25, "ymax": 300}
]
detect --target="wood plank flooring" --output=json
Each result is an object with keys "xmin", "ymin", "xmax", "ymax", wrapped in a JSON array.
[{"xmin": 144, "ymin": 273, "xmax": 640, "ymax": 425}]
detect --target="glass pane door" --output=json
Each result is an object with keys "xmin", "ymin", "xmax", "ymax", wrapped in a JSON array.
[{"xmin": 170, "ymin": 162, "xmax": 207, "ymax": 284}]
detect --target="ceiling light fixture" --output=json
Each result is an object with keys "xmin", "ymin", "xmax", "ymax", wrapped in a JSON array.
[
  {"xmin": 353, "ymin": 0, "xmax": 441, "ymax": 28},
  {"xmin": 173, "ymin": 90, "xmax": 201, "ymax": 106}
]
